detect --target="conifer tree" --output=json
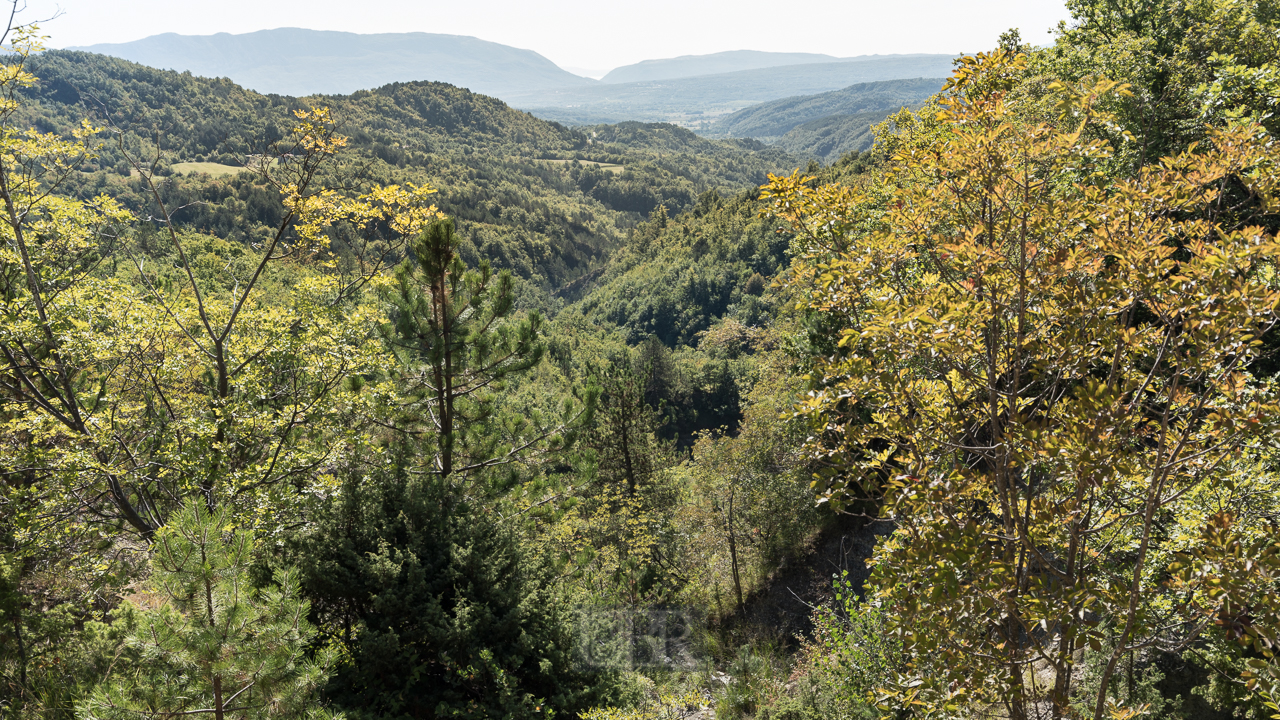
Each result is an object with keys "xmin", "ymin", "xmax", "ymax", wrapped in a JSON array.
[
  {"xmin": 381, "ymin": 218, "xmax": 593, "ymax": 482},
  {"xmin": 77, "ymin": 504, "xmax": 337, "ymax": 720},
  {"xmin": 590, "ymin": 357, "xmax": 664, "ymax": 499},
  {"xmin": 576, "ymin": 356, "xmax": 680, "ymax": 604},
  {"xmin": 294, "ymin": 454, "xmax": 617, "ymax": 719}
]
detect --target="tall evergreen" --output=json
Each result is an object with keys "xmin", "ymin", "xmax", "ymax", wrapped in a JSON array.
[
  {"xmin": 380, "ymin": 218, "xmax": 592, "ymax": 484},
  {"xmin": 577, "ymin": 357, "xmax": 682, "ymax": 604},
  {"xmin": 590, "ymin": 357, "xmax": 664, "ymax": 500}
]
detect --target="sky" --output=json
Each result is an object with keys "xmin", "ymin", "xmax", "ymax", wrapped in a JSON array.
[{"xmin": 24, "ymin": 0, "xmax": 1072, "ymax": 75}]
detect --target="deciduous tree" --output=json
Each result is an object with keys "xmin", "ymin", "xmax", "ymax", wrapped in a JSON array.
[{"xmin": 767, "ymin": 50, "xmax": 1280, "ymax": 719}]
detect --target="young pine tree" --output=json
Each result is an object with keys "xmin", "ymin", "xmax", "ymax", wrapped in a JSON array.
[
  {"xmin": 77, "ymin": 504, "xmax": 338, "ymax": 720},
  {"xmin": 590, "ymin": 357, "xmax": 665, "ymax": 500},
  {"xmin": 575, "ymin": 356, "xmax": 681, "ymax": 604},
  {"xmin": 380, "ymin": 218, "xmax": 592, "ymax": 483}
]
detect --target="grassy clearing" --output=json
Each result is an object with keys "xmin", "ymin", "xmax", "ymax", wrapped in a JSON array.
[
  {"xmin": 540, "ymin": 158, "xmax": 625, "ymax": 174},
  {"xmin": 170, "ymin": 162, "xmax": 246, "ymax": 177}
]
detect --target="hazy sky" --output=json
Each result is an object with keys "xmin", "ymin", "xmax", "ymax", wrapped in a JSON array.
[{"xmin": 24, "ymin": 0, "xmax": 1071, "ymax": 73}]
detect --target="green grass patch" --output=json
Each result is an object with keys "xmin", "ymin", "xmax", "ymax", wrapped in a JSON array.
[
  {"xmin": 171, "ymin": 162, "xmax": 246, "ymax": 177},
  {"xmin": 540, "ymin": 159, "xmax": 624, "ymax": 174}
]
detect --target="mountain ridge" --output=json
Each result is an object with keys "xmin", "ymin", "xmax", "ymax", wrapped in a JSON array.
[
  {"xmin": 69, "ymin": 28, "xmax": 596, "ymax": 98},
  {"xmin": 600, "ymin": 50, "xmax": 949, "ymax": 84},
  {"xmin": 67, "ymin": 29, "xmax": 954, "ymax": 133},
  {"xmin": 516, "ymin": 58, "xmax": 954, "ymax": 127},
  {"xmin": 707, "ymin": 76, "xmax": 946, "ymax": 138},
  {"xmin": 601, "ymin": 50, "xmax": 841, "ymax": 83}
]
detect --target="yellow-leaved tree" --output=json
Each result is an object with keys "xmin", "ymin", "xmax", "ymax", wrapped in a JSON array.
[
  {"xmin": 0, "ymin": 30, "xmax": 448, "ymax": 548},
  {"xmin": 0, "ymin": 20, "xmax": 455, "ymax": 709},
  {"xmin": 766, "ymin": 51, "xmax": 1280, "ymax": 719}
]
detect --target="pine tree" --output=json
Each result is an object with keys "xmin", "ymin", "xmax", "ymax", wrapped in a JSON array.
[
  {"xmin": 590, "ymin": 357, "xmax": 663, "ymax": 499},
  {"xmin": 380, "ymin": 218, "xmax": 592, "ymax": 482},
  {"xmin": 77, "ymin": 504, "xmax": 338, "ymax": 720},
  {"xmin": 576, "ymin": 357, "xmax": 681, "ymax": 604}
]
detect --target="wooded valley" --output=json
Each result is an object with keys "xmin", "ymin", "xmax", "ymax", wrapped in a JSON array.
[{"xmin": 4, "ymin": 2, "xmax": 1280, "ymax": 720}]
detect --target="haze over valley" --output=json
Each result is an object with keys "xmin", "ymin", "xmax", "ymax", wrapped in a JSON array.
[{"xmin": 71, "ymin": 28, "xmax": 954, "ymax": 148}]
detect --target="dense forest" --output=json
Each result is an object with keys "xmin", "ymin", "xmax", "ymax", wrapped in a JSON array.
[
  {"xmin": 701, "ymin": 78, "xmax": 946, "ymax": 163},
  {"xmin": 4, "ymin": 1, "xmax": 1280, "ymax": 720}
]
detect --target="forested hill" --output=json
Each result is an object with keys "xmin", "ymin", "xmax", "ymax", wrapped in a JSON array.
[
  {"xmin": 692, "ymin": 77, "xmax": 944, "ymax": 162},
  {"xmin": 707, "ymin": 77, "xmax": 946, "ymax": 139},
  {"xmin": 771, "ymin": 110, "xmax": 897, "ymax": 162},
  {"xmin": 20, "ymin": 50, "xmax": 805, "ymax": 292},
  {"xmin": 584, "ymin": 121, "xmax": 767, "ymax": 154}
]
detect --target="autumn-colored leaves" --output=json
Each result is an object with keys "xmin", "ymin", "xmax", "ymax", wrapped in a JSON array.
[{"xmin": 766, "ymin": 50, "xmax": 1280, "ymax": 719}]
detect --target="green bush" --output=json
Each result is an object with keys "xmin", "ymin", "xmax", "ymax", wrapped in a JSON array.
[
  {"xmin": 781, "ymin": 576, "xmax": 894, "ymax": 720},
  {"xmin": 294, "ymin": 455, "xmax": 620, "ymax": 719}
]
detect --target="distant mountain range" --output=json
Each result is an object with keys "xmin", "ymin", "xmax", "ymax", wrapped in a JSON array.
[
  {"xmin": 69, "ymin": 28, "xmax": 594, "ymax": 97},
  {"xmin": 599, "ymin": 50, "xmax": 952, "ymax": 84},
  {"xmin": 513, "ymin": 57, "xmax": 955, "ymax": 127},
  {"xmin": 69, "ymin": 28, "xmax": 955, "ymax": 134},
  {"xmin": 602, "ymin": 50, "xmax": 845, "ymax": 83}
]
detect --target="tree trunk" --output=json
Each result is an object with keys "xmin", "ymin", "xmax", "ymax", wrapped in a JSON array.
[
  {"xmin": 213, "ymin": 675, "xmax": 224, "ymax": 720},
  {"xmin": 12, "ymin": 614, "xmax": 26, "ymax": 690},
  {"xmin": 728, "ymin": 488, "xmax": 744, "ymax": 615},
  {"xmin": 620, "ymin": 409, "xmax": 636, "ymax": 497}
]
